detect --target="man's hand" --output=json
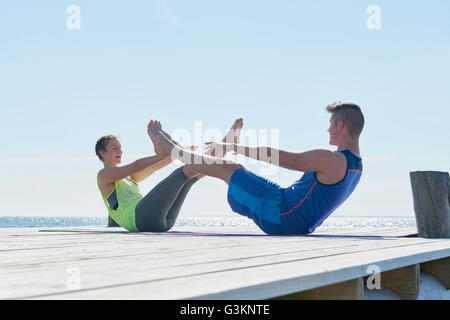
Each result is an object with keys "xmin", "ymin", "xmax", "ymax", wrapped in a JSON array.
[{"xmin": 204, "ymin": 141, "xmax": 235, "ymax": 156}]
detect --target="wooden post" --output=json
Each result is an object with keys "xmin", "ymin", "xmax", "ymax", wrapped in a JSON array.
[
  {"xmin": 275, "ymin": 278, "xmax": 364, "ymax": 300},
  {"xmin": 421, "ymin": 257, "xmax": 450, "ymax": 289},
  {"xmin": 381, "ymin": 264, "xmax": 420, "ymax": 300},
  {"xmin": 409, "ymin": 171, "xmax": 450, "ymax": 238},
  {"xmin": 108, "ymin": 216, "xmax": 120, "ymax": 227}
]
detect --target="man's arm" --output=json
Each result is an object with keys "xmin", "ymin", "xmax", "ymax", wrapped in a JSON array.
[
  {"xmin": 271, "ymin": 148, "xmax": 339, "ymax": 173},
  {"xmin": 229, "ymin": 144, "xmax": 338, "ymax": 173}
]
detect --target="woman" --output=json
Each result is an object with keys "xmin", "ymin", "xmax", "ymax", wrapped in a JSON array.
[{"xmin": 96, "ymin": 119, "xmax": 243, "ymax": 232}]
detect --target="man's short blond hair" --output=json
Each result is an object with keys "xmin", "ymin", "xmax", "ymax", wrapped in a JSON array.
[{"xmin": 326, "ymin": 102, "xmax": 364, "ymax": 138}]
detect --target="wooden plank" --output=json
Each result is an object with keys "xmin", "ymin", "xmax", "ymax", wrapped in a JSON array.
[
  {"xmin": 0, "ymin": 236, "xmax": 404, "ymax": 279},
  {"xmin": 7, "ymin": 238, "xmax": 449, "ymax": 300},
  {"xmin": 3, "ymin": 229, "xmax": 442, "ymax": 267},
  {"xmin": 421, "ymin": 257, "xmax": 450, "ymax": 289},
  {"xmin": 2, "ymin": 227, "xmax": 423, "ymax": 267},
  {"xmin": 24, "ymin": 245, "xmax": 449, "ymax": 300},
  {"xmin": 275, "ymin": 278, "xmax": 364, "ymax": 300},
  {"xmin": 0, "ymin": 225, "xmax": 417, "ymax": 237},
  {"xmin": 0, "ymin": 226, "xmax": 420, "ymax": 255},
  {"xmin": 314, "ymin": 227, "xmax": 417, "ymax": 237},
  {"xmin": 1, "ymin": 226, "xmax": 448, "ymax": 300},
  {"xmin": 0, "ymin": 234, "xmax": 362, "ymax": 268},
  {"xmin": 0, "ymin": 234, "xmax": 432, "ymax": 273},
  {"xmin": 381, "ymin": 264, "xmax": 420, "ymax": 300}
]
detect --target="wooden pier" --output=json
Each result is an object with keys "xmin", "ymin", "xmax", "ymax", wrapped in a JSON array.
[{"xmin": 1, "ymin": 225, "xmax": 449, "ymax": 300}]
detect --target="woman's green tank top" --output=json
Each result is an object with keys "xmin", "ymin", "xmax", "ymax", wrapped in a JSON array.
[{"xmin": 97, "ymin": 176, "xmax": 142, "ymax": 232}]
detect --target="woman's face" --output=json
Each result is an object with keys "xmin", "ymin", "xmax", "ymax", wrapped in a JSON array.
[{"xmin": 101, "ymin": 139, "xmax": 122, "ymax": 166}]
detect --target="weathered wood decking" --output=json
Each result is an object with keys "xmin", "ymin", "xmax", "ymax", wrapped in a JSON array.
[{"xmin": 1, "ymin": 226, "xmax": 449, "ymax": 300}]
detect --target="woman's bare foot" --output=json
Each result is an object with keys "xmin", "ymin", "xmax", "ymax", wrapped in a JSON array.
[
  {"xmin": 147, "ymin": 120, "xmax": 166, "ymax": 155},
  {"xmin": 148, "ymin": 120, "xmax": 197, "ymax": 155},
  {"xmin": 147, "ymin": 121, "xmax": 175, "ymax": 156}
]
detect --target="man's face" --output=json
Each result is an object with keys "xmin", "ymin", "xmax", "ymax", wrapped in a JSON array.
[{"xmin": 327, "ymin": 116, "xmax": 340, "ymax": 146}]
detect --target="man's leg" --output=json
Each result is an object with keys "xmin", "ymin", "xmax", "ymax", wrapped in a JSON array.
[
  {"xmin": 148, "ymin": 121, "xmax": 290, "ymax": 234},
  {"xmin": 182, "ymin": 162, "xmax": 244, "ymax": 184},
  {"xmin": 163, "ymin": 118, "xmax": 244, "ymax": 229}
]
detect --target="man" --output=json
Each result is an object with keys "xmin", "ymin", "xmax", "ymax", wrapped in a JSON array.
[{"xmin": 149, "ymin": 102, "xmax": 364, "ymax": 235}]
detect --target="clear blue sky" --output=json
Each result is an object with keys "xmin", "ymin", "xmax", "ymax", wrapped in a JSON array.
[{"xmin": 1, "ymin": 1, "xmax": 449, "ymax": 217}]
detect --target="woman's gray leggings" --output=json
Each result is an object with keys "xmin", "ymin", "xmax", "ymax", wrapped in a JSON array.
[{"xmin": 134, "ymin": 167, "xmax": 198, "ymax": 232}]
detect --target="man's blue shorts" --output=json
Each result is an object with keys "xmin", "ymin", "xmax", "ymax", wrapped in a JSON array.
[{"xmin": 227, "ymin": 168, "xmax": 288, "ymax": 235}]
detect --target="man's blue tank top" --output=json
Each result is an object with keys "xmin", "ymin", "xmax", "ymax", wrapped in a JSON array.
[{"xmin": 281, "ymin": 150, "xmax": 363, "ymax": 234}]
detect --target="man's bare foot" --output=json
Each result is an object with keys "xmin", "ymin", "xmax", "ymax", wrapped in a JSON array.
[
  {"xmin": 182, "ymin": 165, "xmax": 199, "ymax": 179},
  {"xmin": 207, "ymin": 118, "xmax": 244, "ymax": 157},
  {"xmin": 223, "ymin": 118, "xmax": 243, "ymax": 145}
]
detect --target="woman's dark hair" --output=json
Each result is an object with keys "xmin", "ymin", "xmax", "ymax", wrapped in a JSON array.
[{"xmin": 95, "ymin": 135, "xmax": 119, "ymax": 161}]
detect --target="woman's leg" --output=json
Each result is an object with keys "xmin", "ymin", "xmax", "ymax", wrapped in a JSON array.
[
  {"xmin": 149, "ymin": 126, "xmax": 245, "ymax": 184},
  {"xmin": 134, "ymin": 166, "xmax": 197, "ymax": 232},
  {"xmin": 136, "ymin": 118, "xmax": 243, "ymax": 232},
  {"xmin": 163, "ymin": 176, "xmax": 199, "ymax": 230}
]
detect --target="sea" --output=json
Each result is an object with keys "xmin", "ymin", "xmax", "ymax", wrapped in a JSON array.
[{"xmin": 0, "ymin": 216, "xmax": 417, "ymax": 229}]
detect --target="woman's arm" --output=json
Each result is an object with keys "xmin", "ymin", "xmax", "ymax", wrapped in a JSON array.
[
  {"xmin": 97, "ymin": 154, "xmax": 169, "ymax": 185},
  {"xmin": 131, "ymin": 145, "xmax": 198, "ymax": 183},
  {"xmin": 130, "ymin": 155, "xmax": 174, "ymax": 183}
]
